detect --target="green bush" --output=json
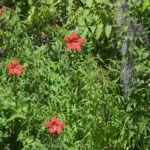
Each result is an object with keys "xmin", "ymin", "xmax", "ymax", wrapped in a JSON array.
[{"xmin": 0, "ymin": 0, "xmax": 150, "ymax": 150}]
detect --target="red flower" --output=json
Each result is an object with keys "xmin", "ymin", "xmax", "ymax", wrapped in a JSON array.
[
  {"xmin": 64, "ymin": 32, "xmax": 85, "ymax": 51},
  {"xmin": 45, "ymin": 116, "xmax": 65, "ymax": 134},
  {"xmin": 6, "ymin": 59, "xmax": 24, "ymax": 75},
  {"xmin": 0, "ymin": 6, "xmax": 5, "ymax": 16}
]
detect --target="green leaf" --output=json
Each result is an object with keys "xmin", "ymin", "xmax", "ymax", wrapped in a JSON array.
[
  {"xmin": 6, "ymin": 114, "xmax": 26, "ymax": 122},
  {"xmin": 95, "ymin": 24, "xmax": 103, "ymax": 39},
  {"xmin": 27, "ymin": 6, "xmax": 35, "ymax": 23},
  {"xmin": 67, "ymin": 147, "xmax": 74, "ymax": 150},
  {"xmin": 28, "ymin": 0, "xmax": 33, "ymax": 5},
  {"xmin": 142, "ymin": 0, "xmax": 150, "ymax": 12},
  {"xmin": 50, "ymin": 61, "xmax": 56, "ymax": 69},
  {"xmin": 35, "ymin": 45, "xmax": 48, "ymax": 54},
  {"xmin": 90, "ymin": 26, "xmax": 96, "ymax": 34},
  {"xmin": 105, "ymin": 25, "xmax": 112, "ymax": 38},
  {"xmin": 148, "ymin": 60, "xmax": 150, "ymax": 67},
  {"xmin": 82, "ymin": 28, "xmax": 88, "ymax": 39},
  {"xmin": 96, "ymin": 0, "xmax": 111, "ymax": 5},
  {"xmin": 86, "ymin": 0, "xmax": 93, "ymax": 8}
]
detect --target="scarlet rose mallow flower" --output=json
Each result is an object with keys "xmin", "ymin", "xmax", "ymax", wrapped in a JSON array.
[
  {"xmin": 64, "ymin": 32, "xmax": 85, "ymax": 51},
  {"xmin": 0, "ymin": 6, "xmax": 5, "ymax": 16},
  {"xmin": 45, "ymin": 116, "xmax": 65, "ymax": 134},
  {"xmin": 6, "ymin": 59, "xmax": 24, "ymax": 75}
]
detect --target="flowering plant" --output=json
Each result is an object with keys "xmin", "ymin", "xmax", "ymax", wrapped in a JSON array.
[
  {"xmin": 45, "ymin": 116, "xmax": 65, "ymax": 134},
  {"xmin": 6, "ymin": 59, "xmax": 24, "ymax": 75},
  {"xmin": 64, "ymin": 32, "xmax": 85, "ymax": 50}
]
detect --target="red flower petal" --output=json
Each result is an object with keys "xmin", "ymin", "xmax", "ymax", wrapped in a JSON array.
[
  {"xmin": 45, "ymin": 122, "xmax": 53, "ymax": 127},
  {"xmin": 17, "ymin": 65, "xmax": 24, "ymax": 70},
  {"xmin": 13, "ymin": 60, "xmax": 18, "ymax": 67},
  {"xmin": 76, "ymin": 39, "xmax": 85, "ymax": 45},
  {"xmin": 57, "ymin": 121, "xmax": 65, "ymax": 127},
  {"xmin": 0, "ymin": 10, "xmax": 2, "ymax": 16},
  {"xmin": 6, "ymin": 64, "xmax": 13, "ymax": 69},
  {"xmin": 56, "ymin": 127, "xmax": 62, "ymax": 133},
  {"xmin": 0, "ymin": 6, "xmax": 4, "ymax": 16},
  {"xmin": 64, "ymin": 37, "xmax": 72, "ymax": 43},
  {"xmin": 15, "ymin": 69, "xmax": 21, "ymax": 75},
  {"xmin": 71, "ymin": 32, "xmax": 78, "ymax": 40},
  {"xmin": 52, "ymin": 116, "xmax": 57, "ymax": 124},
  {"xmin": 9, "ymin": 69, "xmax": 15, "ymax": 75},
  {"xmin": 67, "ymin": 44, "xmax": 74, "ymax": 49},
  {"xmin": 50, "ymin": 127, "xmax": 55, "ymax": 134},
  {"xmin": 74, "ymin": 44, "xmax": 81, "ymax": 50}
]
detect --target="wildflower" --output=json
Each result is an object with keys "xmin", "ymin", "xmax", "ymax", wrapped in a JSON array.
[
  {"xmin": 64, "ymin": 32, "xmax": 85, "ymax": 50},
  {"xmin": 45, "ymin": 116, "xmax": 65, "ymax": 134},
  {"xmin": 6, "ymin": 59, "xmax": 24, "ymax": 75},
  {"xmin": 0, "ymin": 6, "xmax": 5, "ymax": 16}
]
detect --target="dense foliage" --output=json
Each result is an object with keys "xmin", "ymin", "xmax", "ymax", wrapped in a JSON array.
[{"xmin": 0, "ymin": 0, "xmax": 150, "ymax": 149}]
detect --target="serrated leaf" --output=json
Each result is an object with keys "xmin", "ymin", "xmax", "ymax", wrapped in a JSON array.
[
  {"xmin": 95, "ymin": 24, "xmax": 103, "ymax": 39},
  {"xmin": 105, "ymin": 25, "xmax": 112, "ymax": 38}
]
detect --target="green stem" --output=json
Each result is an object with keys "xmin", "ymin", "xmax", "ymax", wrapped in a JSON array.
[{"xmin": 13, "ymin": 75, "xmax": 18, "ymax": 107}]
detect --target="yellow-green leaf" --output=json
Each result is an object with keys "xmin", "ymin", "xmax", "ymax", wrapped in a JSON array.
[
  {"xmin": 142, "ymin": 0, "xmax": 150, "ymax": 12},
  {"xmin": 6, "ymin": 114, "xmax": 26, "ymax": 122},
  {"xmin": 86, "ymin": 0, "xmax": 93, "ymax": 8},
  {"xmin": 28, "ymin": 0, "xmax": 33, "ymax": 5},
  {"xmin": 95, "ymin": 24, "xmax": 103, "ymax": 39},
  {"xmin": 105, "ymin": 25, "xmax": 112, "ymax": 38}
]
